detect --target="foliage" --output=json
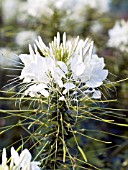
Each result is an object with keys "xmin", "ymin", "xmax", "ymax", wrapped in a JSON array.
[{"xmin": 0, "ymin": 0, "xmax": 128, "ymax": 169}]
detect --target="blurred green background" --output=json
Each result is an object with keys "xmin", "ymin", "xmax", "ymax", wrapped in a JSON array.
[{"xmin": 0, "ymin": 0, "xmax": 128, "ymax": 169}]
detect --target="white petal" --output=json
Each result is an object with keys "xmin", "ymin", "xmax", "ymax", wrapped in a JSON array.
[
  {"xmin": 83, "ymin": 40, "xmax": 91, "ymax": 56},
  {"xmin": 88, "ymin": 41, "xmax": 94, "ymax": 61},
  {"xmin": 73, "ymin": 91, "xmax": 78, "ymax": 95},
  {"xmin": 38, "ymin": 36, "xmax": 48, "ymax": 52},
  {"xmin": 2, "ymin": 148, "xmax": 7, "ymax": 166},
  {"xmin": 19, "ymin": 64, "xmax": 34, "ymax": 80},
  {"xmin": 71, "ymin": 55, "xmax": 82, "ymax": 73},
  {"xmin": 57, "ymin": 61, "xmax": 68, "ymax": 74},
  {"xmin": 57, "ymin": 32, "xmax": 60, "ymax": 48},
  {"xmin": 11, "ymin": 147, "xmax": 20, "ymax": 166},
  {"xmin": 59, "ymin": 96, "xmax": 65, "ymax": 101},
  {"xmin": 22, "ymin": 77, "xmax": 32, "ymax": 83},
  {"xmin": 29, "ymin": 44, "xmax": 35, "ymax": 58},
  {"xmin": 19, "ymin": 54, "xmax": 32, "ymax": 66},
  {"xmin": 75, "ymin": 62, "xmax": 85, "ymax": 76},
  {"xmin": 97, "ymin": 70, "xmax": 108, "ymax": 81},
  {"xmin": 92, "ymin": 90, "xmax": 101, "ymax": 99},
  {"xmin": 64, "ymin": 82, "xmax": 76, "ymax": 90},
  {"xmin": 40, "ymin": 89, "xmax": 49, "ymax": 97},
  {"xmin": 25, "ymin": 85, "xmax": 37, "ymax": 97},
  {"xmin": 31, "ymin": 162, "xmax": 41, "ymax": 170},
  {"xmin": 85, "ymin": 89, "xmax": 95, "ymax": 94},
  {"xmin": 57, "ymin": 79, "xmax": 63, "ymax": 88},
  {"xmin": 63, "ymin": 89, "xmax": 67, "ymax": 94},
  {"xmin": 55, "ymin": 67, "xmax": 65, "ymax": 78},
  {"xmin": 20, "ymin": 149, "xmax": 32, "ymax": 168},
  {"xmin": 46, "ymin": 58, "xmax": 55, "ymax": 71},
  {"xmin": 36, "ymin": 84, "xmax": 48, "ymax": 90},
  {"xmin": 63, "ymin": 32, "xmax": 66, "ymax": 48},
  {"xmin": 0, "ymin": 164, "xmax": 8, "ymax": 170},
  {"xmin": 29, "ymin": 91, "xmax": 37, "ymax": 97},
  {"xmin": 86, "ymin": 80, "xmax": 103, "ymax": 88}
]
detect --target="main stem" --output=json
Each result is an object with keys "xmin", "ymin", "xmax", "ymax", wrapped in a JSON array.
[{"xmin": 42, "ymin": 97, "xmax": 74, "ymax": 169}]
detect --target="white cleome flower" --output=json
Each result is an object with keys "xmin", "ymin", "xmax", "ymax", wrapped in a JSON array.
[
  {"xmin": 0, "ymin": 147, "xmax": 40, "ymax": 170},
  {"xmin": 71, "ymin": 53, "xmax": 108, "ymax": 88},
  {"xmin": 27, "ymin": 0, "xmax": 53, "ymax": 18},
  {"xmin": 18, "ymin": 32, "xmax": 108, "ymax": 101},
  {"xmin": 1, "ymin": 0, "xmax": 19, "ymax": 23},
  {"xmin": 11, "ymin": 147, "xmax": 41, "ymax": 170},
  {"xmin": 108, "ymin": 20, "xmax": 128, "ymax": 52},
  {"xmin": 55, "ymin": 0, "xmax": 110, "ymax": 13},
  {"xmin": 15, "ymin": 31, "xmax": 37, "ymax": 47},
  {"xmin": 90, "ymin": 21, "xmax": 103, "ymax": 33},
  {"xmin": 0, "ymin": 47, "xmax": 18, "ymax": 68},
  {"xmin": 0, "ymin": 148, "xmax": 9, "ymax": 170}
]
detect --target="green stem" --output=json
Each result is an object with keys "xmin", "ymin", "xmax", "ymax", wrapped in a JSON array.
[{"xmin": 39, "ymin": 97, "xmax": 75, "ymax": 169}]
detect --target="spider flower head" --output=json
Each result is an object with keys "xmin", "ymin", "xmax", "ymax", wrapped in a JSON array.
[
  {"xmin": 0, "ymin": 147, "xmax": 40, "ymax": 170},
  {"xmin": 18, "ymin": 32, "xmax": 108, "ymax": 102},
  {"xmin": 108, "ymin": 20, "xmax": 128, "ymax": 52}
]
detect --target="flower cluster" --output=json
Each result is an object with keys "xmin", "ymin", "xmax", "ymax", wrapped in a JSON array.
[
  {"xmin": 108, "ymin": 20, "xmax": 128, "ymax": 52},
  {"xmin": 18, "ymin": 32, "xmax": 108, "ymax": 102},
  {"xmin": 15, "ymin": 31, "xmax": 37, "ymax": 47},
  {"xmin": 0, "ymin": 147, "xmax": 40, "ymax": 170},
  {"xmin": 27, "ymin": 0, "xmax": 53, "ymax": 18},
  {"xmin": 0, "ymin": 48, "xmax": 18, "ymax": 68},
  {"xmin": 27, "ymin": 0, "xmax": 110, "ymax": 18}
]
